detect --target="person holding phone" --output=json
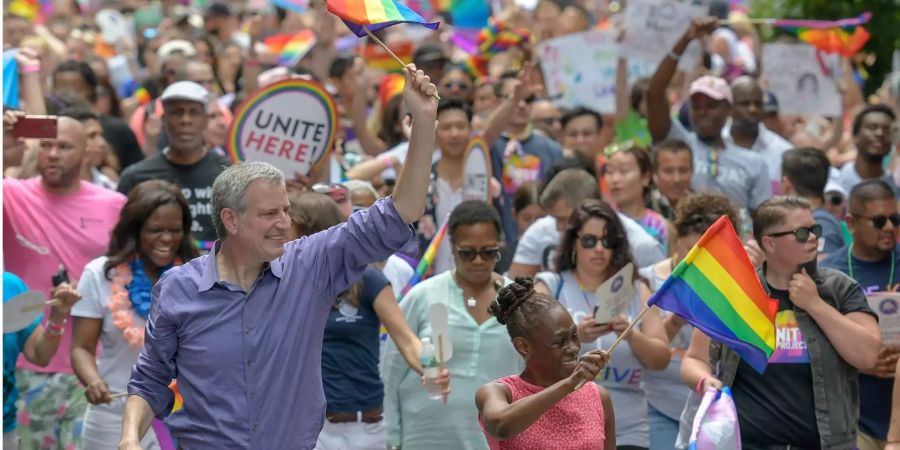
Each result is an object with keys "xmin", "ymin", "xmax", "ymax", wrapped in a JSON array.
[
  {"xmin": 534, "ymin": 200, "xmax": 669, "ymax": 450},
  {"xmin": 682, "ymin": 195, "xmax": 881, "ymax": 449}
]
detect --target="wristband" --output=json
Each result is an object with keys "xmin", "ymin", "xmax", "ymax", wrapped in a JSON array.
[
  {"xmin": 21, "ymin": 62, "xmax": 41, "ymax": 74},
  {"xmin": 46, "ymin": 319, "xmax": 66, "ymax": 336},
  {"xmin": 381, "ymin": 155, "xmax": 396, "ymax": 168},
  {"xmin": 695, "ymin": 376, "xmax": 708, "ymax": 394}
]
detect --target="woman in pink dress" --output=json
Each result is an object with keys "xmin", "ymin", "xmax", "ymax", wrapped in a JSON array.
[{"xmin": 476, "ymin": 277, "xmax": 616, "ymax": 450}]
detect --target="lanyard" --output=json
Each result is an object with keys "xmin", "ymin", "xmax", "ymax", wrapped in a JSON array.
[{"xmin": 847, "ymin": 245, "xmax": 895, "ymax": 288}]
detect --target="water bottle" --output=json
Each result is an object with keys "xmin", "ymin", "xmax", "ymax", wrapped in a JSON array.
[{"xmin": 420, "ymin": 337, "xmax": 442, "ymax": 400}]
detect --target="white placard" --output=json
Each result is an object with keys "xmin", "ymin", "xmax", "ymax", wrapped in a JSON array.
[
  {"xmin": 428, "ymin": 303, "xmax": 453, "ymax": 362},
  {"xmin": 96, "ymin": 9, "xmax": 129, "ymax": 44},
  {"xmin": 594, "ymin": 263, "xmax": 635, "ymax": 324},
  {"xmin": 4, "ymin": 291, "xmax": 46, "ymax": 333},
  {"xmin": 618, "ymin": 0, "xmax": 706, "ymax": 67},
  {"xmin": 537, "ymin": 31, "xmax": 656, "ymax": 112},
  {"xmin": 463, "ymin": 138, "xmax": 491, "ymax": 202},
  {"xmin": 867, "ymin": 292, "xmax": 900, "ymax": 345},
  {"xmin": 762, "ymin": 43, "xmax": 841, "ymax": 117}
]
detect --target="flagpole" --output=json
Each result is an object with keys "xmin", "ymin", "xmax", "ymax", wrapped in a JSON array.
[
  {"xmin": 362, "ymin": 27, "xmax": 441, "ymax": 100},
  {"xmin": 574, "ymin": 305, "xmax": 652, "ymax": 390}
]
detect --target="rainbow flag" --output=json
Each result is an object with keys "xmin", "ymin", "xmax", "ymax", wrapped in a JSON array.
[
  {"xmin": 379, "ymin": 73, "xmax": 405, "ymax": 106},
  {"xmin": 360, "ymin": 42, "xmax": 413, "ymax": 72},
  {"xmin": 263, "ymin": 30, "xmax": 317, "ymax": 67},
  {"xmin": 773, "ymin": 12, "xmax": 871, "ymax": 57},
  {"xmin": 398, "ymin": 220, "xmax": 448, "ymax": 301},
  {"xmin": 647, "ymin": 216, "xmax": 778, "ymax": 373},
  {"xmin": 271, "ymin": 0, "xmax": 308, "ymax": 13},
  {"xmin": 9, "ymin": 0, "xmax": 52, "ymax": 22},
  {"xmin": 326, "ymin": 0, "xmax": 439, "ymax": 37}
]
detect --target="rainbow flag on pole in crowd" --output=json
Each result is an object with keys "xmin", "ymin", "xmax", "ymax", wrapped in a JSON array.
[
  {"xmin": 326, "ymin": 0, "xmax": 439, "ymax": 37},
  {"xmin": 772, "ymin": 12, "xmax": 872, "ymax": 57},
  {"xmin": 647, "ymin": 216, "xmax": 778, "ymax": 373},
  {"xmin": 359, "ymin": 41, "xmax": 413, "ymax": 72},
  {"xmin": 397, "ymin": 220, "xmax": 448, "ymax": 302},
  {"xmin": 263, "ymin": 30, "xmax": 317, "ymax": 67}
]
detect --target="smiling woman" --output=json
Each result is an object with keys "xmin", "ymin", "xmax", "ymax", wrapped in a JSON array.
[{"xmin": 70, "ymin": 179, "xmax": 197, "ymax": 450}]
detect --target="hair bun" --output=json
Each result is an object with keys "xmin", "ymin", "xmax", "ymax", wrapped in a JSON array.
[{"xmin": 489, "ymin": 277, "xmax": 535, "ymax": 325}]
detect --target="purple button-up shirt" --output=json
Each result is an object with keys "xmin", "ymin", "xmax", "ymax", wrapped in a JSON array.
[{"xmin": 128, "ymin": 198, "xmax": 416, "ymax": 449}]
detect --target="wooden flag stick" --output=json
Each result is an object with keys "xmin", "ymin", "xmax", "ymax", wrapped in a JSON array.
[
  {"xmin": 110, "ymin": 392, "xmax": 129, "ymax": 399},
  {"xmin": 574, "ymin": 305, "xmax": 652, "ymax": 390},
  {"xmin": 362, "ymin": 27, "xmax": 441, "ymax": 100},
  {"xmin": 438, "ymin": 334, "xmax": 447, "ymax": 404}
]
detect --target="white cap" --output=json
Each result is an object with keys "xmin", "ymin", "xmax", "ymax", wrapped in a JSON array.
[
  {"xmin": 157, "ymin": 40, "xmax": 196, "ymax": 65},
  {"xmin": 160, "ymin": 81, "xmax": 209, "ymax": 105},
  {"xmin": 824, "ymin": 179, "xmax": 847, "ymax": 198}
]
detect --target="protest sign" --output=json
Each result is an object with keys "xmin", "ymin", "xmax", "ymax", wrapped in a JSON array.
[
  {"xmin": 537, "ymin": 31, "xmax": 655, "ymax": 111},
  {"xmin": 463, "ymin": 137, "xmax": 492, "ymax": 202},
  {"xmin": 618, "ymin": 0, "xmax": 706, "ymax": 67},
  {"xmin": 867, "ymin": 292, "xmax": 900, "ymax": 345},
  {"xmin": 227, "ymin": 79, "xmax": 337, "ymax": 176},
  {"xmin": 4, "ymin": 291, "xmax": 46, "ymax": 333},
  {"xmin": 593, "ymin": 263, "xmax": 635, "ymax": 324},
  {"xmin": 763, "ymin": 43, "xmax": 841, "ymax": 117}
]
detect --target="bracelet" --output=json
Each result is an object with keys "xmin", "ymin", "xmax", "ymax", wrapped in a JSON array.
[
  {"xmin": 21, "ymin": 62, "xmax": 41, "ymax": 74},
  {"xmin": 46, "ymin": 320, "xmax": 66, "ymax": 336},
  {"xmin": 667, "ymin": 50, "xmax": 682, "ymax": 61},
  {"xmin": 695, "ymin": 376, "xmax": 708, "ymax": 394},
  {"xmin": 381, "ymin": 155, "xmax": 396, "ymax": 168}
]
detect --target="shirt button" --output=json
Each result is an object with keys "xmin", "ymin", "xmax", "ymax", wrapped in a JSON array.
[
  {"xmin": 243, "ymin": 327, "xmax": 251, "ymax": 335},
  {"xmin": 249, "ymin": 392, "xmax": 255, "ymax": 400}
]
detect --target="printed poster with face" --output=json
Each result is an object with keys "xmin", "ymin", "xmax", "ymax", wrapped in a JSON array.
[
  {"xmin": 594, "ymin": 263, "xmax": 635, "ymax": 324},
  {"xmin": 227, "ymin": 79, "xmax": 337, "ymax": 176},
  {"xmin": 762, "ymin": 43, "xmax": 841, "ymax": 117}
]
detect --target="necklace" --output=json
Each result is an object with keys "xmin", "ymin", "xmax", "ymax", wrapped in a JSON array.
[
  {"xmin": 573, "ymin": 271, "xmax": 598, "ymax": 312},
  {"xmin": 109, "ymin": 257, "xmax": 178, "ymax": 347},
  {"xmin": 847, "ymin": 245, "xmax": 895, "ymax": 288},
  {"xmin": 454, "ymin": 271, "xmax": 500, "ymax": 308}
]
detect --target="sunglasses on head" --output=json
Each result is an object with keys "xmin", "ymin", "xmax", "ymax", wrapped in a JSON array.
[
  {"xmin": 766, "ymin": 224, "xmax": 822, "ymax": 243},
  {"xmin": 578, "ymin": 234, "xmax": 617, "ymax": 250},
  {"xmin": 455, "ymin": 246, "xmax": 501, "ymax": 262},
  {"xmin": 854, "ymin": 213, "xmax": 900, "ymax": 229}
]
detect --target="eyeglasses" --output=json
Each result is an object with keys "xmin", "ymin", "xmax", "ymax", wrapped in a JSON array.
[
  {"xmin": 454, "ymin": 246, "xmax": 501, "ymax": 262},
  {"xmin": 441, "ymin": 81, "xmax": 471, "ymax": 91},
  {"xmin": 766, "ymin": 224, "xmax": 822, "ymax": 243},
  {"xmin": 853, "ymin": 213, "xmax": 900, "ymax": 229},
  {"xmin": 578, "ymin": 234, "xmax": 617, "ymax": 250}
]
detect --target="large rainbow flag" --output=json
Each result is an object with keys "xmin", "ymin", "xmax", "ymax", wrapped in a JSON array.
[
  {"xmin": 647, "ymin": 216, "xmax": 778, "ymax": 373},
  {"xmin": 326, "ymin": 0, "xmax": 439, "ymax": 37}
]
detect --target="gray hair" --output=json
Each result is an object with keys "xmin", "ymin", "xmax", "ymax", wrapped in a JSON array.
[{"xmin": 212, "ymin": 161, "xmax": 285, "ymax": 239}]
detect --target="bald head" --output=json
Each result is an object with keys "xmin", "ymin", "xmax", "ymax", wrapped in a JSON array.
[
  {"xmin": 37, "ymin": 116, "xmax": 87, "ymax": 191},
  {"xmin": 730, "ymin": 76, "xmax": 764, "ymax": 131}
]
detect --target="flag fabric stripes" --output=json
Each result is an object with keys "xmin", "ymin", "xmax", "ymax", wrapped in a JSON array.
[
  {"xmin": 648, "ymin": 216, "xmax": 778, "ymax": 373},
  {"xmin": 360, "ymin": 42, "xmax": 413, "ymax": 72},
  {"xmin": 263, "ymin": 30, "xmax": 317, "ymax": 67},
  {"xmin": 772, "ymin": 12, "xmax": 872, "ymax": 57},
  {"xmin": 327, "ymin": 0, "xmax": 439, "ymax": 37}
]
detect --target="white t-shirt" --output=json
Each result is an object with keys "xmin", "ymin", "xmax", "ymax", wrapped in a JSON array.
[
  {"xmin": 511, "ymin": 214, "xmax": 666, "ymax": 271},
  {"xmin": 71, "ymin": 256, "xmax": 146, "ymax": 393},
  {"xmin": 723, "ymin": 122, "xmax": 793, "ymax": 194},
  {"xmin": 432, "ymin": 177, "xmax": 463, "ymax": 275}
]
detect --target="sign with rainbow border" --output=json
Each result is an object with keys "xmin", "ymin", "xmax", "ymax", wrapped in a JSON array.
[{"xmin": 226, "ymin": 79, "xmax": 337, "ymax": 177}]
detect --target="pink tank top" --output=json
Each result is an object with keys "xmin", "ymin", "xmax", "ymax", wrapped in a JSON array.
[{"xmin": 479, "ymin": 375, "xmax": 606, "ymax": 450}]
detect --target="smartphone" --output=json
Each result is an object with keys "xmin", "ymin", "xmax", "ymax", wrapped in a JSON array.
[
  {"xmin": 12, "ymin": 115, "xmax": 58, "ymax": 139},
  {"xmin": 51, "ymin": 265, "xmax": 69, "ymax": 288}
]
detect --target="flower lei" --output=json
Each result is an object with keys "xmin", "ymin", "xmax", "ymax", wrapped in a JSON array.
[{"xmin": 109, "ymin": 258, "xmax": 177, "ymax": 347}]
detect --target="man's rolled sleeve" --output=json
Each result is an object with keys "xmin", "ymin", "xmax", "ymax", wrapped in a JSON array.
[{"xmin": 127, "ymin": 279, "xmax": 178, "ymax": 419}]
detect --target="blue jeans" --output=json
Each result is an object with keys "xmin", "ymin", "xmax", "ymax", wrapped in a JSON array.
[{"xmin": 648, "ymin": 404, "xmax": 680, "ymax": 450}]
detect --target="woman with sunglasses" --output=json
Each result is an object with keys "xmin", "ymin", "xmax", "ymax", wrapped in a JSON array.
[
  {"xmin": 286, "ymin": 191, "xmax": 445, "ymax": 450},
  {"xmin": 604, "ymin": 143, "xmax": 670, "ymax": 250},
  {"xmin": 383, "ymin": 201, "xmax": 523, "ymax": 450},
  {"xmin": 638, "ymin": 192, "xmax": 739, "ymax": 449},
  {"xmin": 534, "ymin": 199, "xmax": 669, "ymax": 450},
  {"xmin": 70, "ymin": 180, "xmax": 198, "ymax": 449},
  {"xmin": 439, "ymin": 66, "xmax": 475, "ymax": 102},
  {"xmin": 682, "ymin": 195, "xmax": 880, "ymax": 449}
]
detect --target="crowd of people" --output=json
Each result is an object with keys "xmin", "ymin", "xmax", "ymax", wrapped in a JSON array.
[{"xmin": 2, "ymin": 0, "xmax": 900, "ymax": 449}]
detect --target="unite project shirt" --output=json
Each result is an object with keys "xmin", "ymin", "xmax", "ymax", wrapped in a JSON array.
[{"xmin": 127, "ymin": 197, "xmax": 416, "ymax": 449}]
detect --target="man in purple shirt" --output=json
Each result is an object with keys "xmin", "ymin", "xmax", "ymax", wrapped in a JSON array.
[{"xmin": 118, "ymin": 68, "xmax": 439, "ymax": 450}]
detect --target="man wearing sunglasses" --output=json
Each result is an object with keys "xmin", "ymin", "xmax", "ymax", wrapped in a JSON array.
[
  {"xmin": 781, "ymin": 147, "xmax": 846, "ymax": 258},
  {"xmin": 822, "ymin": 180, "xmax": 900, "ymax": 450},
  {"xmin": 684, "ymin": 195, "xmax": 880, "ymax": 449}
]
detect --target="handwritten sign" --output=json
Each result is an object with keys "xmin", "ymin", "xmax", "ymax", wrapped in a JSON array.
[
  {"xmin": 463, "ymin": 137, "xmax": 492, "ymax": 202},
  {"xmin": 762, "ymin": 43, "xmax": 841, "ymax": 117},
  {"xmin": 428, "ymin": 303, "xmax": 452, "ymax": 361},
  {"xmin": 618, "ymin": 0, "xmax": 706, "ymax": 66},
  {"xmin": 227, "ymin": 79, "xmax": 337, "ymax": 176},
  {"xmin": 593, "ymin": 263, "xmax": 635, "ymax": 324},
  {"xmin": 537, "ymin": 31, "xmax": 656, "ymax": 112},
  {"xmin": 867, "ymin": 292, "xmax": 900, "ymax": 345},
  {"xmin": 4, "ymin": 291, "xmax": 46, "ymax": 333}
]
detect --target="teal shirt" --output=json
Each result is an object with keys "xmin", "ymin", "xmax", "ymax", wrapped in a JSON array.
[
  {"xmin": 3, "ymin": 272, "xmax": 42, "ymax": 433},
  {"xmin": 382, "ymin": 272, "xmax": 524, "ymax": 449}
]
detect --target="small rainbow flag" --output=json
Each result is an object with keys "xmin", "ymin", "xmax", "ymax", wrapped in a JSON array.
[
  {"xmin": 477, "ymin": 18, "xmax": 532, "ymax": 55},
  {"xmin": 398, "ymin": 220, "xmax": 448, "ymax": 301},
  {"xmin": 379, "ymin": 73, "xmax": 405, "ymax": 106},
  {"xmin": 647, "ymin": 216, "xmax": 778, "ymax": 373},
  {"xmin": 263, "ymin": 30, "xmax": 317, "ymax": 67},
  {"xmin": 360, "ymin": 42, "xmax": 413, "ymax": 72},
  {"xmin": 326, "ymin": 0, "xmax": 439, "ymax": 37},
  {"xmin": 773, "ymin": 12, "xmax": 872, "ymax": 57},
  {"xmin": 463, "ymin": 54, "xmax": 489, "ymax": 79}
]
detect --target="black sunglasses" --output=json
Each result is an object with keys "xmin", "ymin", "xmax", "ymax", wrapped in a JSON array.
[
  {"xmin": 578, "ymin": 234, "xmax": 617, "ymax": 250},
  {"xmin": 455, "ymin": 246, "xmax": 501, "ymax": 262},
  {"xmin": 826, "ymin": 193, "xmax": 844, "ymax": 206},
  {"xmin": 855, "ymin": 213, "xmax": 900, "ymax": 229},
  {"xmin": 766, "ymin": 224, "xmax": 822, "ymax": 243}
]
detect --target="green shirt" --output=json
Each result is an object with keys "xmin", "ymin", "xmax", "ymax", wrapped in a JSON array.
[
  {"xmin": 383, "ymin": 272, "xmax": 523, "ymax": 449},
  {"xmin": 615, "ymin": 110, "xmax": 652, "ymax": 147}
]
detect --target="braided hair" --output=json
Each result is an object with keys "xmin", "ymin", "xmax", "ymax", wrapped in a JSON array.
[{"xmin": 489, "ymin": 277, "xmax": 558, "ymax": 339}]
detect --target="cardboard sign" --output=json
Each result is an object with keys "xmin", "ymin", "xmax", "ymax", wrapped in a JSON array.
[
  {"xmin": 593, "ymin": 263, "xmax": 635, "ymax": 324},
  {"xmin": 428, "ymin": 303, "xmax": 452, "ymax": 362},
  {"xmin": 4, "ymin": 291, "xmax": 46, "ymax": 333},
  {"xmin": 867, "ymin": 292, "xmax": 900, "ymax": 345},
  {"xmin": 462, "ymin": 137, "xmax": 492, "ymax": 202},
  {"xmin": 96, "ymin": 9, "xmax": 129, "ymax": 44},
  {"xmin": 537, "ymin": 31, "xmax": 656, "ymax": 112},
  {"xmin": 227, "ymin": 79, "xmax": 337, "ymax": 176},
  {"xmin": 618, "ymin": 0, "xmax": 706, "ymax": 67},
  {"xmin": 762, "ymin": 43, "xmax": 841, "ymax": 117}
]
